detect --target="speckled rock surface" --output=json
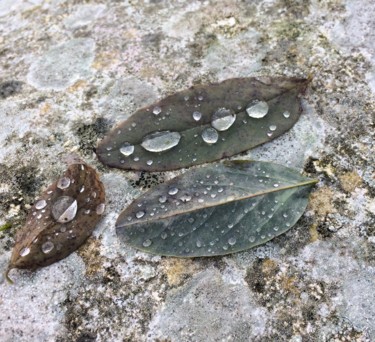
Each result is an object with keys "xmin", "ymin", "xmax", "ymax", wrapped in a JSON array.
[{"xmin": 0, "ymin": 1, "xmax": 374, "ymax": 341}]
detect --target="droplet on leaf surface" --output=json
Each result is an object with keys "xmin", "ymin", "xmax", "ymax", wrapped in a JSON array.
[{"xmin": 141, "ymin": 131, "xmax": 181, "ymax": 152}]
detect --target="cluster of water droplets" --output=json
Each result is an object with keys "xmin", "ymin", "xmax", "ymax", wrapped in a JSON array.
[{"xmin": 115, "ymin": 96, "xmax": 292, "ymax": 165}]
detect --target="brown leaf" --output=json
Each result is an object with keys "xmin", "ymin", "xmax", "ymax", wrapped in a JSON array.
[{"xmin": 7, "ymin": 160, "xmax": 105, "ymax": 279}]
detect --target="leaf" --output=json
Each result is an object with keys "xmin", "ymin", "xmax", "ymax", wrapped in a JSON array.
[
  {"xmin": 116, "ymin": 160, "xmax": 317, "ymax": 257},
  {"xmin": 97, "ymin": 77, "xmax": 309, "ymax": 171},
  {"xmin": 7, "ymin": 160, "xmax": 106, "ymax": 277}
]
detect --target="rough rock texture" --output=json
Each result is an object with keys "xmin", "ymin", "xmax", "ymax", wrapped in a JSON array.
[{"xmin": 0, "ymin": 0, "xmax": 374, "ymax": 341}]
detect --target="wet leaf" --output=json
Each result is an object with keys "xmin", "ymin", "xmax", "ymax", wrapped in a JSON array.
[
  {"xmin": 116, "ymin": 160, "xmax": 317, "ymax": 257},
  {"xmin": 97, "ymin": 77, "xmax": 309, "ymax": 171},
  {"xmin": 7, "ymin": 160, "xmax": 105, "ymax": 277}
]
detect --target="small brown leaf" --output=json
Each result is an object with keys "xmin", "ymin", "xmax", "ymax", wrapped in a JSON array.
[{"xmin": 7, "ymin": 160, "xmax": 105, "ymax": 278}]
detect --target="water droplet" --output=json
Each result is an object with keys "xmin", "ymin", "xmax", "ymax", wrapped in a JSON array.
[
  {"xmin": 84, "ymin": 209, "xmax": 90, "ymax": 214},
  {"xmin": 42, "ymin": 241, "xmax": 54, "ymax": 254},
  {"xmin": 133, "ymin": 157, "xmax": 139, "ymax": 162},
  {"xmin": 217, "ymin": 187, "xmax": 224, "ymax": 193},
  {"xmin": 196, "ymin": 240, "xmax": 202, "ymax": 248},
  {"xmin": 152, "ymin": 106, "xmax": 162, "ymax": 115},
  {"xmin": 201, "ymin": 127, "xmax": 219, "ymax": 144},
  {"xmin": 180, "ymin": 194, "xmax": 192, "ymax": 202},
  {"xmin": 120, "ymin": 143, "xmax": 134, "ymax": 157},
  {"xmin": 228, "ymin": 237, "xmax": 237, "ymax": 246},
  {"xmin": 96, "ymin": 203, "xmax": 105, "ymax": 215},
  {"xmin": 168, "ymin": 187, "xmax": 179, "ymax": 195},
  {"xmin": 92, "ymin": 192, "xmax": 97, "ymax": 198},
  {"xmin": 146, "ymin": 160, "xmax": 153, "ymax": 166},
  {"xmin": 283, "ymin": 111, "xmax": 290, "ymax": 118},
  {"xmin": 249, "ymin": 236, "xmax": 256, "ymax": 243},
  {"xmin": 269, "ymin": 125, "xmax": 277, "ymax": 131},
  {"xmin": 273, "ymin": 226, "xmax": 279, "ymax": 231},
  {"xmin": 159, "ymin": 195, "xmax": 167, "ymax": 203},
  {"xmin": 198, "ymin": 95, "xmax": 203, "ymax": 101},
  {"xmin": 141, "ymin": 131, "xmax": 181, "ymax": 152},
  {"xmin": 136, "ymin": 211, "xmax": 145, "ymax": 219},
  {"xmin": 80, "ymin": 186, "xmax": 85, "ymax": 193},
  {"xmin": 35, "ymin": 199, "xmax": 47, "ymax": 210},
  {"xmin": 143, "ymin": 239, "xmax": 152, "ymax": 247},
  {"xmin": 273, "ymin": 183, "xmax": 279, "ymax": 187},
  {"xmin": 283, "ymin": 213, "xmax": 288, "ymax": 218},
  {"xmin": 20, "ymin": 247, "xmax": 30, "ymax": 257},
  {"xmin": 211, "ymin": 108, "xmax": 236, "ymax": 131},
  {"xmin": 57, "ymin": 177, "xmax": 71, "ymax": 189},
  {"xmin": 52, "ymin": 196, "xmax": 77, "ymax": 223},
  {"xmin": 188, "ymin": 217, "xmax": 195, "ymax": 223},
  {"xmin": 192, "ymin": 111, "xmax": 202, "ymax": 121},
  {"xmin": 246, "ymin": 100, "xmax": 269, "ymax": 118},
  {"xmin": 161, "ymin": 232, "xmax": 167, "ymax": 240}
]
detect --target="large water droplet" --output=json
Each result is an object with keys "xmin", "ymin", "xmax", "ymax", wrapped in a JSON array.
[
  {"xmin": 120, "ymin": 143, "xmax": 134, "ymax": 157},
  {"xmin": 35, "ymin": 199, "xmax": 47, "ymax": 210},
  {"xmin": 192, "ymin": 111, "xmax": 202, "ymax": 121},
  {"xmin": 52, "ymin": 196, "xmax": 77, "ymax": 223},
  {"xmin": 201, "ymin": 127, "xmax": 219, "ymax": 144},
  {"xmin": 57, "ymin": 177, "xmax": 71, "ymax": 189},
  {"xmin": 20, "ymin": 247, "xmax": 30, "ymax": 257},
  {"xmin": 153, "ymin": 106, "xmax": 162, "ymax": 115},
  {"xmin": 143, "ymin": 239, "xmax": 152, "ymax": 247},
  {"xmin": 228, "ymin": 237, "xmax": 237, "ymax": 246},
  {"xmin": 96, "ymin": 203, "xmax": 105, "ymax": 215},
  {"xmin": 246, "ymin": 100, "xmax": 269, "ymax": 118},
  {"xmin": 42, "ymin": 241, "xmax": 54, "ymax": 254},
  {"xmin": 168, "ymin": 187, "xmax": 179, "ymax": 195},
  {"xmin": 211, "ymin": 108, "xmax": 236, "ymax": 131},
  {"xmin": 141, "ymin": 131, "xmax": 181, "ymax": 152}
]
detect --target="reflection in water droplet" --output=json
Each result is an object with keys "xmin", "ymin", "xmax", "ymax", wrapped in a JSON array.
[
  {"xmin": 143, "ymin": 239, "xmax": 152, "ymax": 247},
  {"xmin": 283, "ymin": 111, "xmax": 290, "ymax": 118},
  {"xmin": 52, "ymin": 196, "xmax": 77, "ymax": 223},
  {"xmin": 269, "ymin": 125, "xmax": 277, "ymax": 131},
  {"xmin": 193, "ymin": 111, "xmax": 202, "ymax": 121},
  {"xmin": 201, "ymin": 127, "xmax": 219, "ymax": 144},
  {"xmin": 246, "ymin": 100, "xmax": 269, "ymax": 118},
  {"xmin": 136, "ymin": 211, "xmax": 145, "ymax": 219},
  {"xmin": 168, "ymin": 187, "xmax": 179, "ymax": 195},
  {"xmin": 159, "ymin": 195, "xmax": 167, "ymax": 203},
  {"xmin": 35, "ymin": 199, "xmax": 47, "ymax": 210},
  {"xmin": 211, "ymin": 108, "xmax": 236, "ymax": 131},
  {"xmin": 153, "ymin": 106, "xmax": 162, "ymax": 115},
  {"xmin": 42, "ymin": 241, "xmax": 54, "ymax": 254},
  {"xmin": 96, "ymin": 203, "xmax": 105, "ymax": 215},
  {"xmin": 20, "ymin": 247, "xmax": 30, "ymax": 257},
  {"xmin": 120, "ymin": 143, "xmax": 134, "ymax": 157},
  {"xmin": 57, "ymin": 177, "xmax": 71, "ymax": 189},
  {"xmin": 141, "ymin": 131, "xmax": 181, "ymax": 152},
  {"xmin": 228, "ymin": 237, "xmax": 237, "ymax": 246}
]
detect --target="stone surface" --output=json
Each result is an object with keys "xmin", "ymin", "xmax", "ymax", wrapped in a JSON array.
[{"xmin": 0, "ymin": 0, "xmax": 374, "ymax": 341}]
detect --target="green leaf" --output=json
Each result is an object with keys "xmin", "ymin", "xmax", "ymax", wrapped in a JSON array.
[
  {"xmin": 116, "ymin": 160, "xmax": 317, "ymax": 257},
  {"xmin": 97, "ymin": 77, "xmax": 309, "ymax": 171}
]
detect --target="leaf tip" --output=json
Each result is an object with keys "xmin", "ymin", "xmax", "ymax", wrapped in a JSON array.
[{"xmin": 5, "ymin": 266, "xmax": 14, "ymax": 285}]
